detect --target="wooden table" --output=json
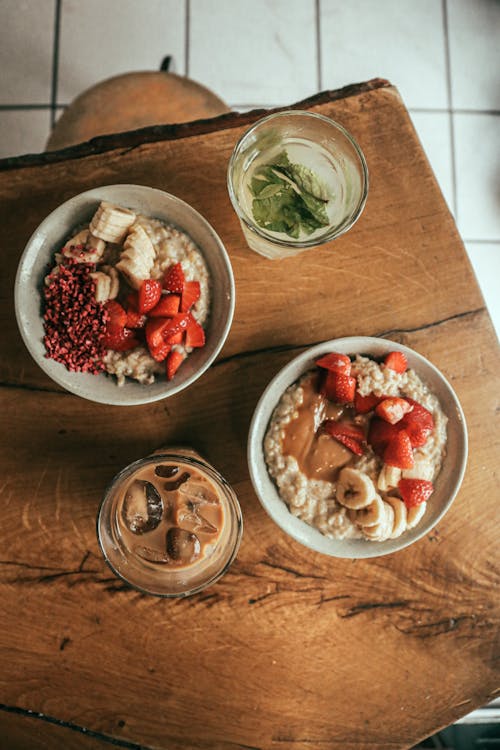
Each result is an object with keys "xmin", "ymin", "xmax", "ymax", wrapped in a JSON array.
[{"xmin": 1, "ymin": 79, "xmax": 499, "ymax": 750}]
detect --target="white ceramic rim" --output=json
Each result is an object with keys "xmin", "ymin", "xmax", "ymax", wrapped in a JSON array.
[
  {"xmin": 14, "ymin": 184, "xmax": 235, "ymax": 405},
  {"xmin": 247, "ymin": 336, "xmax": 468, "ymax": 559}
]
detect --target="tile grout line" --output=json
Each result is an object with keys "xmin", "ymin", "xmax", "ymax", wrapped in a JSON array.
[
  {"xmin": 184, "ymin": 0, "xmax": 190, "ymax": 76},
  {"xmin": 50, "ymin": 0, "xmax": 62, "ymax": 128},
  {"xmin": 315, "ymin": 0, "xmax": 322, "ymax": 91},
  {"xmin": 442, "ymin": 0, "xmax": 458, "ymax": 218}
]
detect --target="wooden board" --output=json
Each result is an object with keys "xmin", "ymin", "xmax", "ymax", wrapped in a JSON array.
[{"xmin": 0, "ymin": 80, "xmax": 498, "ymax": 750}]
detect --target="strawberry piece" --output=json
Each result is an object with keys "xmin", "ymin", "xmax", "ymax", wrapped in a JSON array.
[
  {"xmin": 149, "ymin": 340, "xmax": 171, "ymax": 363},
  {"xmin": 145, "ymin": 318, "xmax": 171, "ymax": 351},
  {"xmin": 138, "ymin": 279, "xmax": 162, "ymax": 314},
  {"xmin": 125, "ymin": 292, "xmax": 139, "ymax": 312},
  {"xmin": 375, "ymin": 397, "xmax": 413, "ymax": 425},
  {"xmin": 315, "ymin": 352, "xmax": 351, "ymax": 375},
  {"xmin": 354, "ymin": 391, "xmax": 381, "ymax": 414},
  {"xmin": 163, "ymin": 263, "xmax": 185, "ymax": 294},
  {"xmin": 181, "ymin": 281, "xmax": 201, "ymax": 312},
  {"xmin": 125, "ymin": 309, "xmax": 147, "ymax": 329},
  {"xmin": 398, "ymin": 478, "xmax": 434, "ymax": 508},
  {"xmin": 185, "ymin": 314, "xmax": 206, "ymax": 348},
  {"xmin": 164, "ymin": 331, "xmax": 184, "ymax": 345},
  {"xmin": 384, "ymin": 351, "xmax": 408, "ymax": 373},
  {"xmin": 166, "ymin": 350, "xmax": 185, "ymax": 380},
  {"xmin": 104, "ymin": 300, "xmax": 127, "ymax": 329},
  {"xmin": 384, "ymin": 430, "xmax": 414, "ymax": 469},
  {"xmin": 400, "ymin": 398, "xmax": 434, "ymax": 447},
  {"xmin": 323, "ymin": 421, "xmax": 364, "ymax": 455},
  {"xmin": 162, "ymin": 312, "xmax": 190, "ymax": 341},
  {"xmin": 367, "ymin": 417, "xmax": 401, "ymax": 456},
  {"xmin": 149, "ymin": 294, "xmax": 180, "ymax": 318},
  {"xmin": 321, "ymin": 372, "xmax": 356, "ymax": 404},
  {"xmin": 102, "ymin": 326, "xmax": 139, "ymax": 352}
]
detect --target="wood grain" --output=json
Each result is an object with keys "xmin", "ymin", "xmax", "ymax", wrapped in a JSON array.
[{"xmin": 0, "ymin": 82, "xmax": 499, "ymax": 750}]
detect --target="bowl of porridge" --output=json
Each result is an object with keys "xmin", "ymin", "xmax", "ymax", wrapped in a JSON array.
[
  {"xmin": 248, "ymin": 337, "xmax": 467, "ymax": 558},
  {"xmin": 15, "ymin": 184, "xmax": 235, "ymax": 405}
]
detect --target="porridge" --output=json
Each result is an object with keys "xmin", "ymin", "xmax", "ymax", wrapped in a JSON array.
[
  {"xmin": 43, "ymin": 201, "xmax": 210, "ymax": 385},
  {"xmin": 264, "ymin": 350, "xmax": 448, "ymax": 542}
]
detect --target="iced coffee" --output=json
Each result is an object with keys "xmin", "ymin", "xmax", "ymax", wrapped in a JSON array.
[{"xmin": 97, "ymin": 450, "xmax": 242, "ymax": 597}]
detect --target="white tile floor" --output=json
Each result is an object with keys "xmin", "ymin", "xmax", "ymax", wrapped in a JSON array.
[{"xmin": 0, "ymin": 0, "xmax": 498, "ymax": 338}]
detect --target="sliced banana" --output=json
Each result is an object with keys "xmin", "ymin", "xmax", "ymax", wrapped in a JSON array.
[
  {"xmin": 100, "ymin": 265, "xmax": 119, "ymax": 299},
  {"xmin": 89, "ymin": 201, "xmax": 136, "ymax": 243},
  {"xmin": 406, "ymin": 501, "xmax": 427, "ymax": 530},
  {"xmin": 90, "ymin": 271, "xmax": 111, "ymax": 302},
  {"xmin": 61, "ymin": 229, "xmax": 105, "ymax": 264},
  {"xmin": 336, "ymin": 467, "xmax": 377, "ymax": 510},
  {"xmin": 355, "ymin": 494, "xmax": 385, "ymax": 527},
  {"xmin": 385, "ymin": 496, "xmax": 407, "ymax": 539},
  {"xmin": 377, "ymin": 464, "xmax": 402, "ymax": 492},
  {"xmin": 116, "ymin": 224, "xmax": 156, "ymax": 289},
  {"xmin": 362, "ymin": 502, "xmax": 394, "ymax": 541},
  {"xmin": 402, "ymin": 459, "xmax": 434, "ymax": 481}
]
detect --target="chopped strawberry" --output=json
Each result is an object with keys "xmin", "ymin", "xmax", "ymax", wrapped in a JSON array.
[
  {"xmin": 185, "ymin": 315, "xmax": 205, "ymax": 348},
  {"xmin": 166, "ymin": 350, "xmax": 185, "ymax": 380},
  {"xmin": 163, "ymin": 262, "xmax": 185, "ymax": 294},
  {"xmin": 384, "ymin": 430, "xmax": 414, "ymax": 469},
  {"xmin": 125, "ymin": 309, "xmax": 147, "ymax": 329},
  {"xmin": 375, "ymin": 397, "xmax": 413, "ymax": 425},
  {"xmin": 181, "ymin": 281, "xmax": 201, "ymax": 312},
  {"xmin": 323, "ymin": 420, "xmax": 364, "ymax": 455},
  {"xmin": 104, "ymin": 300, "xmax": 127, "ymax": 329},
  {"xmin": 162, "ymin": 312, "xmax": 190, "ymax": 341},
  {"xmin": 400, "ymin": 398, "xmax": 434, "ymax": 447},
  {"xmin": 149, "ymin": 340, "xmax": 171, "ymax": 363},
  {"xmin": 145, "ymin": 317, "xmax": 171, "ymax": 351},
  {"xmin": 384, "ymin": 351, "xmax": 408, "ymax": 373},
  {"xmin": 164, "ymin": 330, "xmax": 184, "ymax": 345},
  {"xmin": 367, "ymin": 417, "xmax": 401, "ymax": 456},
  {"xmin": 354, "ymin": 391, "xmax": 382, "ymax": 414},
  {"xmin": 138, "ymin": 279, "xmax": 162, "ymax": 314},
  {"xmin": 321, "ymin": 372, "xmax": 356, "ymax": 404},
  {"xmin": 398, "ymin": 478, "xmax": 434, "ymax": 508},
  {"xmin": 149, "ymin": 294, "xmax": 180, "ymax": 318},
  {"xmin": 102, "ymin": 326, "xmax": 139, "ymax": 352},
  {"xmin": 315, "ymin": 352, "xmax": 351, "ymax": 375}
]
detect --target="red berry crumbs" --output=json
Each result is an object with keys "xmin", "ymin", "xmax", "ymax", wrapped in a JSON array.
[{"xmin": 43, "ymin": 261, "xmax": 109, "ymax": 374}]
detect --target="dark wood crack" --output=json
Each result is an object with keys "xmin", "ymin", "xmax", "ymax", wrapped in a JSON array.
[{"xmin": 339, "ymin": 600, "xmax": 410, "ymax": 618}]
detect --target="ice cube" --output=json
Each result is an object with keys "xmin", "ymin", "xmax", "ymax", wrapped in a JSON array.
[
  {"xmin": 178, "ymin": 481, "xmax": 219, "ymax": 505},
  {"xmin": 166, "ymin": 527, "xmax": 201, "ymax": 563},
  {"xmin": 163, "ymin": 472, "xmax": 190, "ymax": 492},
  {"xmin": 134, "ymin": 545, "xmax": 170, "ymax": 564},
  {"xmin": 176, "ymin": 505, "xmax": 218, "ymax": 534},
  {"xmin": 154, "ymin": 464, "xmax": 179, "ymax": 478},
  {"xmin": 122, "ymin": 480, "xmax": 164, "ymax": 534}
]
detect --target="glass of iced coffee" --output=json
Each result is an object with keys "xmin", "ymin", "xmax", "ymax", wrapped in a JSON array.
[{"xmin": 97, "ymin": 448, "xmax": 243, "ymax": 597}]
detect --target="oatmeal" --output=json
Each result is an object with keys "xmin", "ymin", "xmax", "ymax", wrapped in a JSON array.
[
  {"xmin": 43, "ymin": 201, "xmax": 210, "ymax": 385},
  {"xmin": 264, "ymin": 350, "xmax": 448, "ymax": 542}
]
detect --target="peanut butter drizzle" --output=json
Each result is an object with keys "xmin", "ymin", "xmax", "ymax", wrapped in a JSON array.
[{"xmin": 281, "ymin": 373, "xmax": 355, "ymax": 482}]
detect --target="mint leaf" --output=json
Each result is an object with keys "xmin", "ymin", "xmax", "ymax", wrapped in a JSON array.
[{"xmin": 287, "ymin": 163, "xmax": 332, "ymax": 202}]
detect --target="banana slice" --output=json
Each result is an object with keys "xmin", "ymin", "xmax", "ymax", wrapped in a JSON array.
[
  {"xmin": 355, "ymin": 494, "xmax": 385, "ymax": 527},
  {"xmin": 89, "ymin": 201, "xmax": 136, "ymax": 243},
  {"xmin": 377, "ymin": 464, "xmax": 402, "ymax": 492},
  {"xmin": 337, "ymin": 467, "xmax": 377, "ymax": 510},
  {"xmin": 116, "ymin": 224, "xmax": 156, "ymax": 289},
  {"xmin": 362, "ymin": 502, "xmax": 394, "ymax": 541},
  {"xmin": 100, "ymin": 265, "xmax": 119, "ymax": 299},
  {"xmin": 406, "ymin": 501, "xmax": 427, "ymax": 530},
  {"xmin": 385, "ymin": 496, "xmax": 407, "ymax": 538},
  {"xmin": 402, "ymin": 459, "xmax": 434, "ymax": 481},
  {"xmin": 90, "ymin": 272, "xmax": 111, "ymax": 302}
]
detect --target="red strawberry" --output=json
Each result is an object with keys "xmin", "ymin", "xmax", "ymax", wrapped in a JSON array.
[
  {"xmin": 375, "ymin": 397, "xmax": 413, "ymax": 425},
  {"xmin": 367, "ymin": 417, "xmax": 401, "ymax": 456},
  {"xmin": 104, "ymin": 300, "xmax": 127, "ymax": 329},
  {"xmin": 398, "ymin": 478, "xmax": 434, "ymax": 508},
  {"xmin": 138, "ymin": 279, "xmax": 162, "ymax": 314},
  {"xmin": 185, "ymin": 315, "xmax": 205, "ymax": 348},
  {"xmin": 163, "ymin": 263, "xmax": 185, "ymax": 294},
  {"xmin": 400, "ymin": 398, "xmax": 434, "ymax": 447},
  {"xmin": 102, "ymin": 326, "xmax": 139, "ymax": 352},
  {"xmin": 162, "ymin": 312, "xmax": 190, "ymax": 341},
  {"xmin": 354, "ymin": 391, "xmax": 381, "ymax": 414},
  {"xmin": 149, "ymin": 340, "xmax": 171, "ymax": 363},
  {"xmin": 149, "ymin": 294, "xmax": 180, "ymax": 318},
  {"xmin": 384, "ymin": 430, "xmax": 414, "ymax": 469},
  {"xmin": 384, "ymin": 351, "xmax": 408, "ymax": 373},
  {"xmin": 125, "ymin": 309, "xmax": 147, "ymax": 329},
  {"xmin": 145, "ymin": 318, "xmax": 171, "ymax": 351},
  {"xmin": 315, "ymin": 352, "xmax": 351, "ymax": 375},
  {"xmin": 164, "ymin": 330, "xmax": 184, "ymax": 345},
  {"xmin": 181, "ymin": 281, "xmax": 201, "ymax": 312},
  {"xmin": 166, "ymin": 350, "xmax": 185, "ymax": 380},
  {"xmin": 323, "ymin": 421, "xmax": 364, "ymax": 455},
  {"xmin": 321, "ymin": 372, "xmax": 356, "ymax": 404}
]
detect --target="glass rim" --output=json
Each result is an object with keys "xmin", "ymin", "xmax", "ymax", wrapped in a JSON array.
[
  {"xmin": 227, "ymin": 109, "xmax": 369, "ymax": 249},
  {"xmin": 96, "ymin": 452, "xmax": 243, "ymax": 598}
]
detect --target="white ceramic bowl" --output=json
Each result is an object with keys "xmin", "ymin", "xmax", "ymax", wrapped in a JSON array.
[
  {"xmin": 248, "ymin": 336, "xmax": 468, "ymax": 558},
  {"xmin": 15, "ymin": 184, "xmax": 235, "ymax": 405}
]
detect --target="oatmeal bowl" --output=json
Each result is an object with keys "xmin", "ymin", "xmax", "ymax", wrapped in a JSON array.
[
  {"xmin": 248, "ymin": 337, "xmax": 467, "ymax": 558},
  {"xmin": 15, "ymin": 184, "xmax": 235, "ymax": 405}
]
